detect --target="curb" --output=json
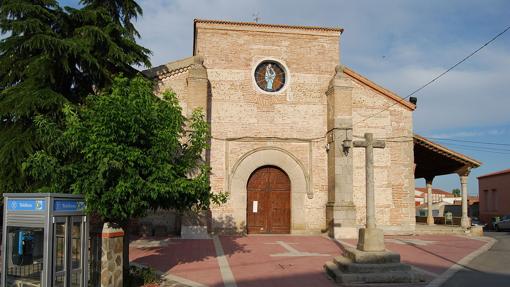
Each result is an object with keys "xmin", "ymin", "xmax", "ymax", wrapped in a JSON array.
[{"xmin": 424, "ymin": 236, "xmax": 497, "ymax": 287}]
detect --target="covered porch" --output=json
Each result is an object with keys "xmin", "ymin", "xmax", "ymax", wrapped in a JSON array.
[{"xmin": 414, "ymin": 134, "xmax": 482, "ymax": 229}]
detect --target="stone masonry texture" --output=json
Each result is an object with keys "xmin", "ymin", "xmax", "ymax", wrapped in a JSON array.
[{"xmin": 146, "ymin": 20, "xmax": 416, "ymax": 235}]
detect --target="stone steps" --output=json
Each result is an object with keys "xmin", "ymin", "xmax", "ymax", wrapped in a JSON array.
[
  {"xmin": 414, "ymin": 229, "xmax": 467, "ymax": 235},
  {"xmin": 414, "ymin": 224, "xmax": 472, "ymax": 235},
  {"xmin": 343, "ymin": 246, "xmax": 401, "ymax": 264},
  {"xmin": 334, "ymin": 256, "xmax": 411, "ymax": 273},
  {"xmin": 324, "ymin": 246, "xmax": 426, "ymax": 284},
  {"xmin": 325, "ymin": 261, "xmax": 423, "ymax": 284}
]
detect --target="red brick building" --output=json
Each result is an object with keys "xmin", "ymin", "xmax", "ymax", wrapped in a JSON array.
[{"xmin": 478, "ymin": 168, "xmax": 510, "ymax": 224}]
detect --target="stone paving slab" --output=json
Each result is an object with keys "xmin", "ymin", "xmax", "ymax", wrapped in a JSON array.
[{"xmin": 129, "ymin": 234, "xmax": 491, "ymax": 287}]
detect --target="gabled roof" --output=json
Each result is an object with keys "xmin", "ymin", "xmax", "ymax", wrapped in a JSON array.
[
  {"xmin": 478, "ymin": 168, "xmax": 510, "ymax": 179},
  {"xmin": 343, "ymin": 67, "xmax": 416, "ymax": 111}
]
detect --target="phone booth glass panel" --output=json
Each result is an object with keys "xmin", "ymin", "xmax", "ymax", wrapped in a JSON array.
[
  {"xmin": 2, "ymin": 193, "xmax": 88, "ymax": 287},
  {"xmin": 5, "ymin": 226, "xmax": 45, "ymax": 285}
]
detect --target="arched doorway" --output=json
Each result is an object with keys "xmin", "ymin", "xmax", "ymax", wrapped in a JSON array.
[{"xmin": 246, "ymin": 166, "xmax": 291, "ymax": 234}]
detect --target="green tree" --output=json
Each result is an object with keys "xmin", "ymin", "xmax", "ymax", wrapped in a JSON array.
[
  {"xmin": 0, "ymin": 0, "xmax": 150, "ymax": 194},
  {"xmin": 24, "ymin": 76, "xmax": 226, "ymax": 275},
  {"xmin": 452, "ymin": 188, "xmax": 461, "ymax": 197},
  {"xmin": 79, "ymin": 0, "xmax": 143, "ymax": 38}
]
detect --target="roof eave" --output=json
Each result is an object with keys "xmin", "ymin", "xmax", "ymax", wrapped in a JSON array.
[
  {"xmin": 414, "ymin": 134, "xmax": 482, "ymax": 168},
  {"xmin": 193, "ymin": 18, "xmax": 344, "ymax": 34},
  {"xmin": 343, "ymin": 67, "xmax": 416, "ymax": 111}
]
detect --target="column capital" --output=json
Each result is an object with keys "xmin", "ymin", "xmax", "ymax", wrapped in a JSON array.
[
  {"xmin": 456, "ymin": 165, "xmax": 472, "ymax": 177},
  {"xmin": 425, "ymin": 176, "xmax": 434, "ymax": 185},
  {"xmin": 460, "ymin": 175, "xmax": 469, "ymax": 184}
]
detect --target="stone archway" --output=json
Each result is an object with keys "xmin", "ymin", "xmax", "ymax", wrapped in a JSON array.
[{"xmin": 229, "ymin": 147, "xmax": 308, "ymax": 233}]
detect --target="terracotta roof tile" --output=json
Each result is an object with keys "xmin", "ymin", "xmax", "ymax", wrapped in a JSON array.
[
  {"xmin": 194, "ymin": 19, "xmax": 343, "ymax": 33},
  {"xmin": 416, "ymin": 187, "xmax": 454, "ymax": 196},
  {"xmin": 477, "ymin": 168, "xmax": 510, "ymax": 179},
  {"xmin": 343, "ymin": 67, "xmax": 416, "ymax": 110}
]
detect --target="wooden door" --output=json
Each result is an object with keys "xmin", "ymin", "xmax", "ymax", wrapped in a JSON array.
[{"xmin": 247, "ymin": 166, "xmax": 291, "ymax": 234}]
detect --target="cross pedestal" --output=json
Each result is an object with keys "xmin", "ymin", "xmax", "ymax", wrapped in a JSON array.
[
  {"xmin": 357, "ymin": 227, "xmax": 385, "ymax": 252},
  {"xmin": 324, "ymin": 133, "xmax": 425, "ymax": 284}
]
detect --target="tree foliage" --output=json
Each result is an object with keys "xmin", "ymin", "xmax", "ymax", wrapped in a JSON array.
[
  {"xmin": 0, "ymin": 0, "xmax": 151, "ymax": 194},
  {"xmin": 24, "ymin": 76, "xmax": 225, "ymax": 224},
  {"xmin": 452, "ymin": 188, "xmax": 461, "ymax": 197},
  {"xmin": 79, "ymin": 0, "xmax": 143, "ymax": 38}
]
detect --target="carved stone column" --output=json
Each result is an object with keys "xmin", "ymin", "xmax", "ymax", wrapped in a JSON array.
[
  {"xmin": 460, "ymin": 174, "xmax": 470, "ymax": 228},
  {"xmin": 353, "ymin": 133, "xmax": 386, "ymax": 252},
  {"xmin": 425, "ymin": 177, "xmax": 435, "ymax": 225},
  {"xmin": 326, "ymin": 65, "xmax": 357, "ymax": 239}
]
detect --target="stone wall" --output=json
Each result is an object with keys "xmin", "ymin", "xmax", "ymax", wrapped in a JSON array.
[
  {"xmin": 98, "ymin": 224, "xmax": 124, "ymax": 287},
  {"xmin": 147, "ymin": 20, "xmax": 416, "ymax": 235},
  {"xmin": 194, "ymin": 21, "xmax": 339, "ymax": 234},
  {"xmin": 349, "ymin": 75, "xmax": 415, "ymax": 234}
]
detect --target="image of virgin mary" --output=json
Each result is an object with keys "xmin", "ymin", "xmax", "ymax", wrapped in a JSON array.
[{"xmin": 264, "ymin": 64, "xmax": 276, "ymax": 90}]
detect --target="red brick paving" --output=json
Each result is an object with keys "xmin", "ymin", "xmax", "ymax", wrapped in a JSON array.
[
  {"xmin": 394, "ymin": 235, "xmax": 486, "ymax": 275},
  {"xmin": 129, "ymin": 235, "xmax": 489, "ymax": 287},
  {"xmin": 130, "ymin": 238, "xmax": 223, "ymax": 286},
  {"xmin": 220, "ymin": 236, "xmax": 337, "ymax": 287},
  {"xmin": 343, "ymin": 235, "xmax": 487, "ymax": 276}
]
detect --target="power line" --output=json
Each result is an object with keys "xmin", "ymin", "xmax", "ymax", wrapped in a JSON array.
[
  {"xmin": 427, "ymin": 137, "xmax": 510, "ymax": 147},
  {"xmin": 442, "ymin": 145, "xmax": 510, "ymax": 155},
  {"xmin": 355, "ymin": 134, "xmax": 510, "ymax": 147},
  {"xmin": 354, "ymin": 24, "xmax": 510, "ymax": 126},
  {"xmin": 438, "ymin": 142, "xmax": 510, "ymax": 152}
]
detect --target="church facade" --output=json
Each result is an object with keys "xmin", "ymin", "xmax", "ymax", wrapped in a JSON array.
[{"xmin": 144, "ymin": 19, "xmax": 417, "ymax": 238}]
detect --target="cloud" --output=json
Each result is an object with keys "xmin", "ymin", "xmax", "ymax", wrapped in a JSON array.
[{"xmin": 130, "ymin": 0, "xmax": 510, "ymax": 132}]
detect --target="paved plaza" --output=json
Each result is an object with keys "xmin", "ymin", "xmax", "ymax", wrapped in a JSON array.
[{"xmin": 129, "ymin": 234, "xmax": 494, "ymax": 287}]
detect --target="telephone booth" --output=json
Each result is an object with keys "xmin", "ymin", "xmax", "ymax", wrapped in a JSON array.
[{"xmin": 2, "ymin": 193, "xmax": 88, "ymax": 287}]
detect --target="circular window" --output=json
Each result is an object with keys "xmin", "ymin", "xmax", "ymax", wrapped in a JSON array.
[{"xmin": 254, "ymin": 60, "xmax": 286, "ymax": 93}]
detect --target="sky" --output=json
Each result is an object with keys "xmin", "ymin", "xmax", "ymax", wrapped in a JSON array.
[{"xmin": 60, "ymin": 0, "xmax": 510, "ymax": 195}]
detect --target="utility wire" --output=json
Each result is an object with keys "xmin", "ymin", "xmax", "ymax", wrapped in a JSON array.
[
  {"xmin": 438, "ymin": 142, "xmax": 510, "ymax": 152},
  {"xmin": 354, "ymin": 135, "xmax": 510, "ymax": 152},
  {"xmin": 443, "ymin": 145, "xmax": 510, "ymax": 155},
  {"xmin": 427, "ymin": 137, "xmax": 510, "ymax": 147},
  {"xmin": 354, "ymin": 24, "xmax": 510, "ymax": 126}
]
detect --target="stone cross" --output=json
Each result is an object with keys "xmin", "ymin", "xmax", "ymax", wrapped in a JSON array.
[{"xmin": 353, "ymin": 133, "xmax": 386, "ymax": 251}]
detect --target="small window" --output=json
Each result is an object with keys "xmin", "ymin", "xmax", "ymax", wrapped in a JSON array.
[{"xmin": 254, "ymin": 60, "xmax": 286, "ymax": 93}]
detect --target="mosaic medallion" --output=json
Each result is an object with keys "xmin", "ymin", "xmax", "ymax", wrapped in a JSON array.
[{"xmin": 254, "ymin": 60, "xmax": 286, "ymax": 92}]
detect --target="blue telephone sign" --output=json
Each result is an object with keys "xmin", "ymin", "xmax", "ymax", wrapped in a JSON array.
[
  {"xmin": 7, "ymin": 199, "xmax": 46, "ymax": 211},
  {"xmin": 53, "ymin": 200, "xmax": 85, "ymax": 211}
]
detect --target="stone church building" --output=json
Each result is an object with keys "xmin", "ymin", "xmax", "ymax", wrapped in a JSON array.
[{"xmin": 143, "ymin": 19, "xmax": 478, "ymax": 239}]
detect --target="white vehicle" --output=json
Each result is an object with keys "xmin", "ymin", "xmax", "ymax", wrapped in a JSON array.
[{"xmin": 494, "ymin": 215, "xmax": 510, "ymax": 231}]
